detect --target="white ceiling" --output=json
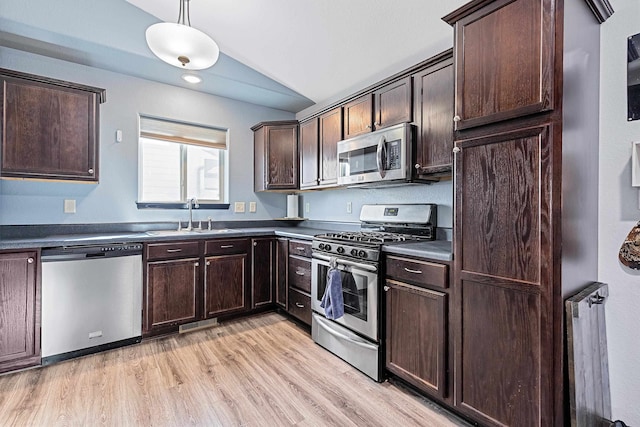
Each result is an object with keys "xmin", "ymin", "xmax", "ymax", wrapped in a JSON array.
[{"xmin": 1, "ymin": 0, "xmax": 467, "ymax": 113}]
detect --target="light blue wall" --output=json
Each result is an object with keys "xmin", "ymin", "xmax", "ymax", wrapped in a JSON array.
[
  {"xmin": 0, "ymin": 47, "xmax": 290, "ymax": 225},
  {"xmin": 0, "ymin": 47, "xmax": 453, "ymax": 229}
]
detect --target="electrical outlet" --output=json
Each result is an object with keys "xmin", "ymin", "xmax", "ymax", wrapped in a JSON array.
[
  {"xmin": 234, "ymin": 202, "xmax": 245, "ymax": 213},
  {"xmin": 305, "ymin": 202, "xmax": 310, "ymax": 213},
  {"xmin": 64, "ymin": 199, "xmax": 76, "ymax": 214},
  {"xmin": 347, "ymin": 202, "xmax": 352, "ymax": 214},
  {"xmin": 249, "ymin": 201, "xmax": 257, "ymax": 213}
]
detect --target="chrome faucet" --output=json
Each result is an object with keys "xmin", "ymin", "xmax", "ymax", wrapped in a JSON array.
[{"xmin": 186, "ymin": 197, "xmax": 199, "ymax": 231}]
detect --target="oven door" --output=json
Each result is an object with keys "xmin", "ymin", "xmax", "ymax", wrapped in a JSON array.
[{"xmin": 311, "ymin": 253, "xmax": 378, "ymax": 341}]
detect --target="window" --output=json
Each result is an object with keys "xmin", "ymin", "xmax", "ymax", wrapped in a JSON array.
[{"xmin": 138, "ymin": 116, "xmax": 228, "ymax": 206}]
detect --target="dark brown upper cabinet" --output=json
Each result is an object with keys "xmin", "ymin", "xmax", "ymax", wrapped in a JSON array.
[
  {"xmin": 412, "ymin": 56, "xmax": 454, "ymax": 177},
  {"xmin": 252, "ymin": 120, "xmax": 299, "ymax": 192},
  {"xmin": 299, "ymin": 118, "xmax": 319, "ymax": 189},
  {"xmin": 443, "ymin": 0, "xmax": 556, "ymax": 130},
  {"xmin": 0, "ymin": 68, "xmax": 105, "ymax": 182},
  {"xmin": 318, "ymin": 107, "xmax": 342, "ymax": 187},
  {"xmin": 374, "ymin": 76, "xmax": 412, "ymax": 130},
  {"xmin": 342, "ymin": 78, "xmax": 412, "ymax": 139},
  {"xmin": 343, "ymin": 94, "xmax": 374, "ymax": 139}
]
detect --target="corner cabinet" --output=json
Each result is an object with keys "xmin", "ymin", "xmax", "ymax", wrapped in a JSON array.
[
  {"xmin": 0, "ymin": 68, "xmax": 105, "ymax": 182},
  {"xmin": 0, "ymin": 250, "xmax": 40, "ymax": 374},
  {"xmin": 252, "ymin": 121, "xmax": 299, "ymax": 191}
]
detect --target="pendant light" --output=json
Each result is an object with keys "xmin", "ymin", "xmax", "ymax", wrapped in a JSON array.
[{"xmin": 145, "ymin": 0, "xmax": 219, "ymax": 70}]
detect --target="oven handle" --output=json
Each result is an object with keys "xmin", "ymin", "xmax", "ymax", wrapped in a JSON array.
[
  {"xmin": 376, "ymin": 136, "xmax": 387, "ymax": 178},
  {"xmin": 312, "ymin": 252, "xmax": 378, "ymax": 273},
  {"xmin": 314, "ymin": 315, "xmax": 378, "ymax": 351}
]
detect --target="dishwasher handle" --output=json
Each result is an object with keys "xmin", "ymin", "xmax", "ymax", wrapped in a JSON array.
[{"xmin": 42, "ymin": 243, "xmax": 143, "ymax": 261}]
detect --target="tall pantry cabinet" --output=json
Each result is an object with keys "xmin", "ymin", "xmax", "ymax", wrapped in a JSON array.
[{"xmin": 444, "ymin": 0, "xmax": 601, "ymax": 425}]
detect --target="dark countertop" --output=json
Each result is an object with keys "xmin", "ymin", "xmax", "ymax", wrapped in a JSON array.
[
  {"xmin": 382, "ymin": 240, "xmax": 453, "ymax": 262},
  {"xmin": 0, "ymin": 223, "xmax": 453, "ymax": 261}
]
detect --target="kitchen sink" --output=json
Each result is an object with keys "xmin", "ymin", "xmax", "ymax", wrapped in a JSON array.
[{"xmin": 145, "ymin": 229, "xmax": 234, "ymax": 236}]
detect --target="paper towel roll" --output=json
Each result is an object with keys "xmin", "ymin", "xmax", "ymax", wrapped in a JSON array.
[{"xmin": 286, "ymin": 194, "xmax": 299, "ymax": 218}]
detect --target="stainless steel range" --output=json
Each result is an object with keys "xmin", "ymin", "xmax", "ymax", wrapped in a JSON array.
[{"xmin": 311, "ymin": 203, "xmax": 437, "ymax": 381}]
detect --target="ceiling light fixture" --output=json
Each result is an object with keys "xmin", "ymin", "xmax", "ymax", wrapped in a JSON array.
[
  {"xmin": 145, "ymin": 0, "xmax": 219, "ymax": 70},
  {"xmin": 181, "ymin": 74, "xmax": 202, "ymax": 84}
]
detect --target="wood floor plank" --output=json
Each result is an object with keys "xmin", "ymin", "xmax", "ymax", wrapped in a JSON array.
[{"xmin": 0, "ymin": 312, "xmax": 468, "ymax": 426}]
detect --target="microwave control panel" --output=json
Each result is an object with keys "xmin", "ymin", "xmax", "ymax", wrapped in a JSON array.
[{"xmin": 385, "ymin": 139, "xmax": 401, "ymax": 170}]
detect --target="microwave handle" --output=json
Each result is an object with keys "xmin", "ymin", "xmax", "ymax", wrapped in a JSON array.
[{"xmin": 376, "ymin": 136, "xmax": 386, "ymax": 178}]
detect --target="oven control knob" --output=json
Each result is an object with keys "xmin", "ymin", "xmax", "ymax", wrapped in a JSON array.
[
  {"xmin": 350, "ymin": 248, "xmax": 358, "ymax": 257},
  {"xmin": 358, "ymin": 250, "xmax": 367, "ymax": 258},
  {"xmin": 325, "ymin": 244, "xmax": 332, "ymax": 251},
  {"xmin": 318, "ymin": 243, "xmax": 325, "ymax": 250},
  {"xmin": 337, "ymin": 246, "xmax": 345, "ymax": 254}
]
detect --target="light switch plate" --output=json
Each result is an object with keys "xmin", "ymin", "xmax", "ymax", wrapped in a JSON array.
[
  {"xmin": 64, "ymin": 199, "xmax": 76, "ymax": 213},
  {"xmin": 234, "ymin": 202, "xmax": 245, "ymax": 213},
  {"xmin": 249, "ymin": 202, "xmax": 257, "ymax": 213}
]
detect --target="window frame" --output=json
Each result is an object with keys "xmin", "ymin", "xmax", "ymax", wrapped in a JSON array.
[{"xmin": 136, "ymin": 115, "xmax": 230, "ymax": 210}]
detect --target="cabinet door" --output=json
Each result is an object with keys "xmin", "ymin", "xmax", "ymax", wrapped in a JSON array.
[
  {"xmin": 453, "ymin": 125, "xmax": 555, "ymax": 426},
  {"xmin": 374, "ymin": 76, "xmax": 412, "ymax": 130},
  {"xmin": 318, "ymin": 107, "xmax": 342, "ymax": 186},
  {"xmin": 251, "ymin": 238, "xmax": 274, "ymax": 308},
  {"xmin": 385, "ymin": 280, "xmax": 446, "ymax": 398},
  {"xmin": 343, "ymin": 94, "xmax": 374, "ymax": 138},
  {"xmin": 275, "ymin": 238, "xmax": 288, "ymax": 308},
  {"xmin": 299, "ymin": 118, "xmax": 319, "ymax": 189},
  {"xmin": 0, "ymin": 251, "xmax": 40, "ymax": 374},
  {"xmin": 265, "ymin": 124, "xmax": 298, "ymax": 190},
  {"xmin": 1, "ymin": 77, "xmax": 99, "ymax": 181},
  {"xmin": 444, "ymin": 0, "xmax": 556, "ymax": 130},
  {"xmin": 145, "ymin": 258, "xmax": 199, "ymax": 333},
  {"xmin": 413, "ymin": 59, "xmax": 454, "ymax": 177},
  {"xmin": 204, "ymin": 253, "xmax": 247, "ymax": 317}
]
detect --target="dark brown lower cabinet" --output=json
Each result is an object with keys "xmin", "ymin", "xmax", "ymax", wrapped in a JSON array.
[
  {"xmin": 0, "ymin": 250, "xmax": 40, "ymax": 374},
  {"xmin": 275, "ymin": 238, "xmax": 288, "ymax": 308},
  {"xmin": 385, "ymin": 279, "xmax": 447, "ymax": 399},
  {"xmin": 144, "ymin": 258, "xmax": 199, "ymax": 334},
  {"xmin": 251, "ymin": 238, "xmax": 275, "ymax": 308},
  {"xmin": 204, "ymin": 253, "xmax": 247, "ymax": 317}
]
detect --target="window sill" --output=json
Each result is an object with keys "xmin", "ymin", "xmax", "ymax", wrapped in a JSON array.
[{"xmin": 136, "ymin": 202, "xmax": 231, "ymax": 210}]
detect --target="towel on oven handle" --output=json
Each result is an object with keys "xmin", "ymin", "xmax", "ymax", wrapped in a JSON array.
[{"xmin": 321, "ymin": 263, "xmax": 344, "ymax": 320}]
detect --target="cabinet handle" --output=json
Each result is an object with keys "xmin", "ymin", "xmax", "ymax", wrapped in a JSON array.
[
  {"xmin": 206, "ymin": 261, "xmax": 210, "ymax": 266},
  {"xmin": 374, "ymin": 122, "xmax": 380, "ymax": 126},
  {"xmin": 253, "ymin": 242, "xmax": 258, "ymax": 246},
  {"xmin": 453, "ymin": 115, "xmax": 461, "ymax": 122},
  {"xmin": 365, "ymin": 125, "xmax": 372, "ymax": 129},
  {"xmin": 166, "ymin": 248, "xmax": 183, "ymax": 253},
  {"xmin": 404, "ymin": 267, "xmax": 422, "ymax": 274},
  {"xmin": 295, "ymin": 270, "xmax": 305, "ymax": 276},
  {"xmin": 220, "ymin": 245, "xmax": 234, "ymax": 249},
  {"xmin": 452, "ymin": 147, "xmax": 461, "ymax": 154},
  {"xmin": 295, "ymin": 302, "xmax": 305, "ymax": 308},
  {"xmin": 383, "ymin": 285, "xmax": 390, "ymax": 292},
  {"xmin": 295, "ymin": 247, "xmax": 305, "ymax": 251},
  {"xmin": 414, "ymin": 163, "xmax": 421, "ymax": 170},
  {"xmin": 88, "ymin": 168, "xmax": 94, "ymax": 174},
  {"xmin": 27, "ymin": 257, "xmax": 34, "ymax": 264},
  {"xmin": 194, "ymin": 262, "xmax": 199, "ymax": 267}
]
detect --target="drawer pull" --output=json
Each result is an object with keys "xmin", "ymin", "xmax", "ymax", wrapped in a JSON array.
[
  {"xmin": 295, "ymin": 302, "xmax": 305, "ymax": 308},
  {"xmin": 220, "ymin": 245, "xmax": 234, "ymax": 249},
  {"xmin": 295, "ymin": 247, "xmax": 306, "ymax": 251},
  {"xmin": 404, "ymin": 267, "xmax": 422, "ymax": 274},
  {"xmin": 166, "ymin": 248, "xmax": 183, "ymax": 253},
  {"xmin": 295, "ymin": 270, "xmax": 306, "ymax": 276}
]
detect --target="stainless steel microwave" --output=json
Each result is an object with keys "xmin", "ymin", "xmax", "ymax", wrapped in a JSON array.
[{"xmin": 337, "ymin": 123, "xmax": 414, "ymax": 187}]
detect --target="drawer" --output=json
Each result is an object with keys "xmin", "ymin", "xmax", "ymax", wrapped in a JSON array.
[
  {"xmin": 385, "ymin": 255, "xmax": 448, "ymax": 289},
  {"xmin": 288, "ymin": 240, "xmax": 312, "ymax": 258},
  {"xmin": 205, "ymin": 238, "xmax": 249, "ymax": 255},
  {"xmin": 146, "ymin": 241, "xmax": 200, "ymax": 261},
  {"xmin": 288, "ymin": 256, "xmax": 311, "ymax": 293},
  {"xmin": 288, "ymin": 288, "xmax": 311, "ymax": 326}
]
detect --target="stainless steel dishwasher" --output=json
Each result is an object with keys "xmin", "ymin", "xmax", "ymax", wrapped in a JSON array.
[{"xmin": 41, "ymin": 243, "xmax": 143, "ymax": 363}]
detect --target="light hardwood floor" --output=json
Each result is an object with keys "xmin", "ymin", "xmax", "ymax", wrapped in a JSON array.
[{"xmin": 0, "ymin": 313, "xmax": 468, "ymax": 426}]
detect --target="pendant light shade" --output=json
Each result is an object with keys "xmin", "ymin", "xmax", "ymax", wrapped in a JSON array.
[{"xmin": 145, "ymin": 0, "xmax": 219, "ymax": 70}]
